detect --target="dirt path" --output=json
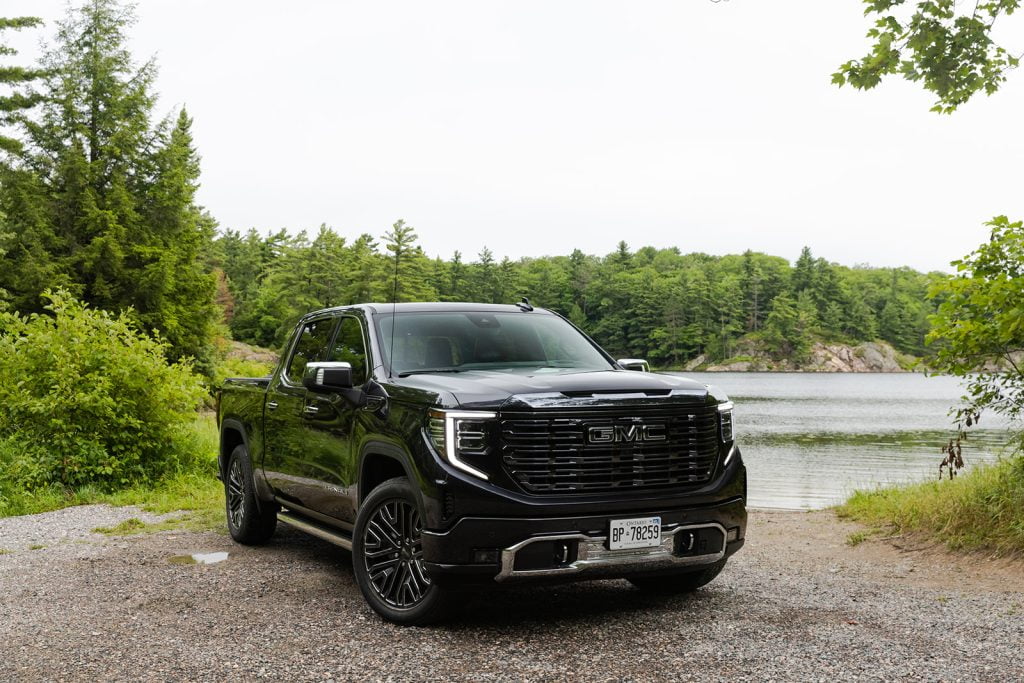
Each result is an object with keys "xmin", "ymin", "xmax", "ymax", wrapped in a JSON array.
[{"xmin": 1, "ymin": 507, "xmax": 1021, "ymax": 681}]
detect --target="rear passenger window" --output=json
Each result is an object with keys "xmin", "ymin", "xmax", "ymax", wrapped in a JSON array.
[
  {"xmin": 286, "ymin": 319, "xmax": 335, "ymax": 382},
  {"xmin": 328, "ymin": 317, "xmax": 368, "ymax": 385}
]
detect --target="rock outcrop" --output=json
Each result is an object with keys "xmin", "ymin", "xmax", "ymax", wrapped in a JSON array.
[{"xmin": 703, "ymin": 340, "xmax": 913, "ymax": 373}]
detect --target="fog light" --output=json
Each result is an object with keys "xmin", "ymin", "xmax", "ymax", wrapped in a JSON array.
[
  {"xmin": 727, "ymin": 527, "xmax": 740, "ymax": 542},
  {"xmin": 473, "ymin": 549, "xmax": 499, "ymax": 564}
]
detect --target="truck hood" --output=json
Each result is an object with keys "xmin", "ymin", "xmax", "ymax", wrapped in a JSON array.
[{"xmin": 395, "ymin": 369, "xmax": 715, "ymax": 410}]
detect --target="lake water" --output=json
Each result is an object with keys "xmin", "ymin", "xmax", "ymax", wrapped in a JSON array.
[{"xmin": 674, "ymin": 372, "xmax": 1016, "ymax": 510}]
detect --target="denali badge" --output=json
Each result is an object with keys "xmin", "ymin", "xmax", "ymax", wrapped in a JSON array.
[{"xmin": 587, "ymin": 424, "xmax": 667, "ymax": 444}]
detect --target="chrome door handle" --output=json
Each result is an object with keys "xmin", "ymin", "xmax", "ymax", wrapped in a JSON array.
[
  {"xmin": 303, "ymin": 404, "xmax": 320, "ymax": 416},
  {"xmin": 267, "ymin": 401, "xmax": 278, "ymax": 410}
]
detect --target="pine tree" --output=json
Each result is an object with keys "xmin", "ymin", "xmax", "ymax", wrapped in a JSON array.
[
  {"xmin": 0, "ymin": 1, "xmax": 217, "ymax": 368},
  {"xmin": 0, "ymin": 16, "xmax": 43, "ymax": 156},
  {"xmin": 382, "ymin": 220, "xmax": 435, "ymax": 302}
]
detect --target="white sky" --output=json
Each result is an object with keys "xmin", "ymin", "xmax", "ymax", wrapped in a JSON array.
[{"xmin": 5, "ymin": 1, "xmax": 1024, "ymax": 272}]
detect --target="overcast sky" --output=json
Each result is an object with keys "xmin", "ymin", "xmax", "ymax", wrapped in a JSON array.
[{"xmin": 6, "ymin": 1, "xmax": 1024, "ymax": 272}]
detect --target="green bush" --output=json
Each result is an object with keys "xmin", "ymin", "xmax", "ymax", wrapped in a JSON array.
[{"xmin": 0, "ymin": 290, "xmax": 206, "ymax": 490}]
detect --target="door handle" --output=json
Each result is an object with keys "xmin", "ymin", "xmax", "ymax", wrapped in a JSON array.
[
  {"xmin": 303, "ymin": 404, "xmax": 320, "ymax": 416},
  {"xmin": 267, "ymin": 401, "xmax": 278, "ymax": 411}
]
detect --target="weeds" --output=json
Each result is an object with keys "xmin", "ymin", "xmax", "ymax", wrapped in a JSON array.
[{"xmin": 838, "ymin": 456, "xmax": 1024, "ymax": 557}]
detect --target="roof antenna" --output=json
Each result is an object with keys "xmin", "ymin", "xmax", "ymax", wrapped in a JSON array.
[
  {"xmin": 516, "ymin": 296, "xmax": 533, "ymax": 312},
  {"xmin": 388, "ymin": 241, "xmax": 401, "ymax": 379}
]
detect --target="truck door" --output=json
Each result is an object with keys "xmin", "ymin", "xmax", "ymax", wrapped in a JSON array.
[
  {"xmin": 297, "ymin": 314, "xmax": 369, "ymax": 524},
  {"xmin": 262, "ymin": 316, "xmax": 338, "ymax": 513}
]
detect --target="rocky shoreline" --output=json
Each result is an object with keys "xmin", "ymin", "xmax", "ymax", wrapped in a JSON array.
[{"xmin": 690, "ymin": 340, "xmax": 917, "ymax": 373}]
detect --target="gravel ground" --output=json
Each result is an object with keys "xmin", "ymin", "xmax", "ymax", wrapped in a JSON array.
[
  {"xmin": 0, "ymin": 505, "xmax": 180, "ymax": 552},
  {"xmin": 1, "ymin": 507, "xmax": 1022, "ymax": 682}
]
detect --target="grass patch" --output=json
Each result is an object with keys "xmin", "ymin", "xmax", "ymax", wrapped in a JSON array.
[
  {"xmin": 93, "ymin": 517, "xmax": 148, "ymax": 535},
  {"xmin": 845, "ymin": 529, "xmax": 879, "ymax": 547},
  {"xmin": 0, "ymin": 414, "xmax": 224, "ymax": 534},
  {"xmin": 0, "ymin": 548, "xmax": 10, "ymax": 555},
  {"xmin": 837, "ymin": 456, "xmax": 1024, "ymax": 557},
  {"xmin": 28, "ymin": 544, "xmax": 45, "ymax": 550}
]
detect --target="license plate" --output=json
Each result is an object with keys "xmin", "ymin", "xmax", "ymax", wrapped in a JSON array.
[{"xmin": 608, "ymin": 516, "xmax": 662, "ymax": 551}]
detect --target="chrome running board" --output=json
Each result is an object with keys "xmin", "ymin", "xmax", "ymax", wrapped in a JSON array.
[{"xmin": 278, "ymin": 510, "xmax": 353, "ymax": 551}]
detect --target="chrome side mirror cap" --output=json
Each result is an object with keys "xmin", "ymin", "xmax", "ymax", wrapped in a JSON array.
[{"xmin": 617, "ymin": 358, "xmax": 650, "ymax": 372}]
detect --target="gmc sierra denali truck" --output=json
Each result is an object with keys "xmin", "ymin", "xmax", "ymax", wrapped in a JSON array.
[{"xmin": 217, "ymin": 301, "xmax": 746, "ymax": 625}]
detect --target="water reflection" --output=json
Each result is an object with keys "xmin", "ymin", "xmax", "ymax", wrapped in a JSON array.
[
  {"xmin": 168, "ymin": 551, "xmax": 229, "ymax": 565},
  {"xmin": 678, "ymin": 372, "xmax": 1015, "ymax": 509}
]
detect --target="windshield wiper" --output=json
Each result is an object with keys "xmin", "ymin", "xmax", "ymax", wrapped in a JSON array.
[{"xmin": 397, "ymin": 368, "xmax": 465, "ymax": 378}]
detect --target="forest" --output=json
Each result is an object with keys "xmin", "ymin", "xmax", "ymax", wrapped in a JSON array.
[{"xmin": 212, "ymin": 224, "xmax": 942, "ymax": 368}]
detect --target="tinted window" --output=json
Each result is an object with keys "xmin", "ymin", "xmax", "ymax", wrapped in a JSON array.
[
  {"xmin": 327, "ymin": 316, "xmax": 368, "ymax": 385},
  {"xmin": 285, "ymin": 319, "xmax": 336, "ymax": 381},
  {"xmin": 376, "ymin": 312, "xmax": 612, "ymax": 375}
]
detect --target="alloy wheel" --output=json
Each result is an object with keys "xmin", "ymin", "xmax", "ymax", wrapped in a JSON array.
[
  {"xmin": 362, "ymin": 499, "xmax": 430, "ymax": 608},
  {"xmin": 226, "ymin": 456, "xmax": 246, "ymax": 530}
]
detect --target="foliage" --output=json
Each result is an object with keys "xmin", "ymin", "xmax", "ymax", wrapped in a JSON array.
[
  {"xmin": 926, "ymin": 216, "xmax": 1024, "ymax": 448},
  {"xmin": 0, "ymin": 0, "xmax": 217, "ymax": 371},
  {"xmin": 212, "ymin": 225, "xmax": 942, "ymax": 365},
  {"xmin": 0, "ymin": 16, "xmax": 43, "ymax": 156},
  {"xmin": 834, "ymin": 0, "xmax": 1022, "ymax": 113},
  {"xmin": 0, "ymin": 290, "xmax": 206, "ymax": 492},
  {"xmin": 838, "ymin": 456, "xmax": 1024, "ymax": 556}
]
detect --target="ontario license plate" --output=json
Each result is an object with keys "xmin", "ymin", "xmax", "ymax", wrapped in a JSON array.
[{"xmin": 608, "ymin": 516, "xmax": 662, "ymax": 551}]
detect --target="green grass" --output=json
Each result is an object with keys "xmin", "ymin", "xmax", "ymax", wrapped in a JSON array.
[
  {"xmin": 845, "ymin": 529, "xmax": 880, "ymax": 547},
  {"xmin": 0, "ymin": 415, "xmax": 225, "ymax": 534},
  {"xmin": 837, "ymin": 456, "xmax": 1024, "ymax": 557}
]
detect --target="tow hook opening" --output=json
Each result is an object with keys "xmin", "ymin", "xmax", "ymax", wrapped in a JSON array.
[{"xmin": 512, "ymin": 539, "xmax": 580, "ymax": 571}]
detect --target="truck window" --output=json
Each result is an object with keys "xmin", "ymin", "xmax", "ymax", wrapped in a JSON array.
[
  {"xmin": 285, "ymin": 318, "xmax": 335, "ymax": 382},
  {"xmin": 327, "ymin": 316, "xmax": 368, "ymax": 385},
  {"xmin": 377, "ymin": 312, "xmax": 612, "ymax": 375}
]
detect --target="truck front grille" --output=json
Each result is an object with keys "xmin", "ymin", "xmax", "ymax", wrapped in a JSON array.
[{"xmin": 498, "ymin": 407, "xmax": 720, "ymax": 494}]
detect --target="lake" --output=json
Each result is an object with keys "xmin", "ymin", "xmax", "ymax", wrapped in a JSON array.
[{"xmin": 674, "ymin": 372, "xmax": 1016, "ymax": 510}]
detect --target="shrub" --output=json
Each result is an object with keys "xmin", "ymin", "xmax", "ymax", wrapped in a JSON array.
[{"xmin": 0, "ymin": 290, "xmax": 206, "ymax": 490}]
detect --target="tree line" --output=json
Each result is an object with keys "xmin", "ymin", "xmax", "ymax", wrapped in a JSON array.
[{"xmin": 211, "ymin": 222, "xmax": 942, "ymax": 367}]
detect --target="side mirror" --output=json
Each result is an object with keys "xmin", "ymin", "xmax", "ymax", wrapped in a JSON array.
[
  {"xmin": 303, "ymin": 361, "xmax": 354, "ymax": 393},
  {"xmin": 617, "ymin": 358, "xmax": 650, "ymax": 372}
]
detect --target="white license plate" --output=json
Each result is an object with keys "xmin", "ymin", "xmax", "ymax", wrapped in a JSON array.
[{"xmin": 608, "ymin": 516, "xmax": 662, "ymax": 551}]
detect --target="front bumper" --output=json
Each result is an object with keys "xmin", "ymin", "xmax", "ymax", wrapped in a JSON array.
[{"xmin": 421, "ymin": 495, "xmax": 746, "ymax": 585}]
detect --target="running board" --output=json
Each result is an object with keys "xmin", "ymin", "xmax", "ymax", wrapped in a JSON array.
[{"xmin": 278, "ymin": 510, "xmax": 353, "ymax": 551}]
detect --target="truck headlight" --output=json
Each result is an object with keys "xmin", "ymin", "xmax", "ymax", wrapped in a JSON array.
[
  {"xmin": 427, "ymin": 409, "xmax": 496, "ymax": 480},
  {"xmin": 717, "ymin": 401, "xmax": 734, "ymax": 443}
]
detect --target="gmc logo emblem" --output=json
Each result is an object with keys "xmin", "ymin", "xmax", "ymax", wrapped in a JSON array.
[{"xmin": 587, "ymin": 424, "xmax": 667, "ymax": 444}]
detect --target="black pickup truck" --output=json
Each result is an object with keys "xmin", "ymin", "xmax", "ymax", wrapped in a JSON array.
[{"xmin": 217, "ymin": 302, "xmax": 746, "ymax": 624}]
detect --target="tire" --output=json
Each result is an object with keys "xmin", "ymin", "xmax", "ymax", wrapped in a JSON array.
[
  {"xmin": 352, "ymin": 476, "xmax": 454, "ymax": 625},
  {"xmin": 627, "ymin": 558, "xmax": 727, "ymax": 594},
  {"xmin": 224, "ymin": 444, "xmax": 278, "ymax": 545}
]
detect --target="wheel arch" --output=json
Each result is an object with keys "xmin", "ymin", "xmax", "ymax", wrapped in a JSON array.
[
  {"xmin": 357, "ymin": 442, "xmax": 421, "ymax": 511},
  {"xmin": 219, "ymin": 419, "xmax": 249, "ymax": 481}
]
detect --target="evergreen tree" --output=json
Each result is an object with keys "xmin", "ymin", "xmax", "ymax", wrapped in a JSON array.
[
  {"xmin": 0, "ymin": 16, "xmax": 43, "ymax": 156},
  {"xmin": 0, "ymin": 1, "xmax": 217, "ymax": 367},
  {"xmin": 382, "ymin": 220, "xmax": 435, "ymax": 302}
]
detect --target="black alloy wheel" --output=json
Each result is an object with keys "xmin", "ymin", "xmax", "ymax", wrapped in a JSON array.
[
  {"xmin": 224, "ymin": 444, "xmax": 277, "ymax": 545},
  {"xmin": 352, "ymin": 476, "xmax": 454, "ymax": 625},
  {"xmin": 226, "ymin": 455, "xmax": 247, "ymax": 531},
  {"xmin": 362, "ymin": 499, "xmax": 430, "ymax": 608}
]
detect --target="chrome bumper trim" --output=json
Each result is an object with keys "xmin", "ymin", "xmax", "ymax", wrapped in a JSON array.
[{"xmin": 495, "ymin": 522, "xmax": 726, "ymax": 582}]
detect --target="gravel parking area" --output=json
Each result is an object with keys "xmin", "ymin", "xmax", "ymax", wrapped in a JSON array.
[{"xmin": 1, "ymin": 507, "xmax": 1021, "ymax": 681}]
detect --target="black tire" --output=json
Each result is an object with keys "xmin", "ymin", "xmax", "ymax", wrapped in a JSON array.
[
  {"xmin": 224, "ymin": 444, "xmax": 277, "ymax": 545},
  {"xmin": 352, "ymin": 476, "xmax": 454, "ymax": 625},
  {"xmin": 627, "ymin": 558, "xmax": 727, "ymax": 594}
]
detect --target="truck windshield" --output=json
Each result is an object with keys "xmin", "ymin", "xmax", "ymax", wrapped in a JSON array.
[{"xmin": 375, "ymin": 311, "xmax": 613, "ymax": 376}]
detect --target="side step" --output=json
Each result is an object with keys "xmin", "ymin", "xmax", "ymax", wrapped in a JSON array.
[{"xmin": 278, "ymin": 510, "xmax": 353, "ymax": 551}]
